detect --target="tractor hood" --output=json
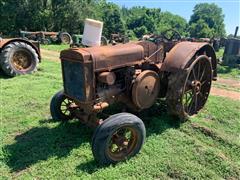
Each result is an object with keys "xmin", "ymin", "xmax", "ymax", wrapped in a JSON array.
[{"xmin": 60, "ymin": 43, "xmax": 145, "ymax": 71}]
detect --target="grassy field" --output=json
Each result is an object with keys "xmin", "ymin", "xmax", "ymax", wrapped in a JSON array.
[
  {"xmin": 41, "ymin": 44, "xmax": 70, "ymax": 52},
  {"xmin": 217, "ymin": 65, "xmax": 240, "ymax": 79},
  {"xmin": 1, "ymin": 59, "xmax": 240, "ymax": 179},
  {"xmin": 215, "ymin": 48, "xmax": 240, "ymax": 79}
]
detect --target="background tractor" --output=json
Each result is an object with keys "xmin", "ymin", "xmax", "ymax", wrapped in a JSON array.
[
  {"xmin": 70, "ymin": 34, "xmax": 108, "ymax": 48},
  {"xmin": 0, "ymin": 38, "xmax": 41, "ymax": 77},
  {"xmin": 20, "ymin": 30, "xmax": 72, "ymax": 45},
  {"xmin": 50, "ymin": 27, "xmax": 217, "ymax": 165},
  {"xmin": 222, "ymin": 26, "xmax": 240, "ymax": 67}
]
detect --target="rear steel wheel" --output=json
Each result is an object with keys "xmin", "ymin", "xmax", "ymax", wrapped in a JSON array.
[{"xmin": 166, "ymin": 55, "xmax": 212, "ymax": 120}]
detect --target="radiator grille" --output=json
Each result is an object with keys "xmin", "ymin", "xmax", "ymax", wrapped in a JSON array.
[{"xmin": 62, "ymin": 60, "xmax": 85, "ymax": 101}]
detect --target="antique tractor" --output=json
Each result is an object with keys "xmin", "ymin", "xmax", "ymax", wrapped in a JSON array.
[
  {"xmin": 50, "ymin": 30, "xmax": 217, "ymax": 164},
  {"xmin": 0, "ymin": 38, "xmax": 41, "ymax": 77},
  {"xmin": 20, "ymin": 30, "xmax": 72, "ymax": 45},
  {"xmin": 222, "ymin": 26, "xmax": 240, "ymax": 66}
]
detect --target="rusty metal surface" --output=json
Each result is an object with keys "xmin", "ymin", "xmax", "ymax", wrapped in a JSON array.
[
  {"xmin": 135, "ymin": 41, "xmax": 163, "ymax": 62},
  {"xmin": 161, "ymin": 41, "xmax": 217, "ymax": 79},
  {"xmin": 0, "ymin": 38, "xmax": 12, "ymax": 48},
  {"xmin": 20, "ymin": 31, "xmax": 58, "ymax": 36},
  {"xmin": 61, "ymin": 43, "xmax": 145, "ymax": 71},
  {"xmin": 132, "ymin": 70, "xmax": 160, "ymax": 109}
]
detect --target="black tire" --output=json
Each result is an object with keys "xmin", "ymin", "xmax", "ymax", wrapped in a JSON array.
[
  {"xmin": 92, "ymin": 113, "xmax": 146, "ymax": 165},
  {"xmin": 50, "ymin": 90, "xmax": 75, "ymax": 121},
  {"xmin": 59, "ymin": 32, "xmax": 72, "ymax": 44},
  {"xmin": 0, "ymin": 41, "xmax": 39, "ymax": 77},
  {"xmin": 101, "ymin": 36, "xmax": 108, "ymax": 46},
  {"xmin": 41, "ymin": 38, "xmax": 50, "ymax": 45}
]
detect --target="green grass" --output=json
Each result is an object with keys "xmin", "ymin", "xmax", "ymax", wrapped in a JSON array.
[
  {"xmin": 215, "ymin": 48, "xmax": 240, "ymax": 79},
  {"xmin": 41, "ymin": 44, "xmax": 70, "ymax": 52},
  {"xmin": 217, "ymin": 65, "xmax": 240, "ymax": 79},
  {"xmin": 1, "ymin": 59, "xmax": 240, "ymax": 179},
  {"xmin": 216, "ymin": 48, "xmax": 224, "ymax": 59}
]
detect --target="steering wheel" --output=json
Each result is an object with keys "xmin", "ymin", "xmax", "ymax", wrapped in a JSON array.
[{"xmin": 161, "ymin": 29, "xmax": 182, "ymax": 41}]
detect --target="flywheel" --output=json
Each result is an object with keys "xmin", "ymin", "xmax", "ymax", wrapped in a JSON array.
[{"xmin": 132, "ymin": 70, "xmax": 160, "ymax": 109}]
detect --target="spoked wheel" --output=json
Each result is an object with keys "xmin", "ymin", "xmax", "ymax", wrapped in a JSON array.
[
  {"xmin": 50, "ymin": 90, "xmax": 76, "ymax": 121},
  {"xmin": 92, "ymin": 113, "xmax": 145, "ymax": 164},
  {"xmin": 166, "ymin": 55, "xmax": 212, "ymax": 120},
  {"xmin": 107, "ymin": 126, "xmax": 138, "ymax": 161}
]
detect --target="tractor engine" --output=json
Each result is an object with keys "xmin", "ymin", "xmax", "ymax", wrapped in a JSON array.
[{"xmin": 60, "ymin": 41, "xmax": 164, "ymax": 113}]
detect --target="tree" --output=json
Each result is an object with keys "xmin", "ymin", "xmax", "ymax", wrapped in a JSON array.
[
  {"xmin": 126, "ymin": 7, "xmax": 158, "ymax": 38},
  {"xmin": 189, "ymin": 19, "xmax": 214, "ymax": 38},
  {"xmin": 156, "ymin": 12, "xmax": 189, "ymax": 37},
  {"xmin": 189, "ymin": 3, "xmax": 226, "ymax": 38},
  {"xmin": 100, "ymin": 2, "xmax": 126, "ymax": 38}
]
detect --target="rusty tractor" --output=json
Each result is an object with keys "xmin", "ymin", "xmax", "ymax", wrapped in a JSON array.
[
  {"xmin": 20, "ymin": 30, "xmax": 72, "ymax": 45},
  {"xmin": 0, "ymin": 38, "xmax": 41, "ymax": 77},
  {"xmin": 50, "ymin": 29, "xmax": 217, "ymax": 164}
]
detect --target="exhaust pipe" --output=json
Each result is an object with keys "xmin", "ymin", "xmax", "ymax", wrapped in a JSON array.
[{"xmin": 234, "ymin": 26, "xmax": 239, "ymax": 38}]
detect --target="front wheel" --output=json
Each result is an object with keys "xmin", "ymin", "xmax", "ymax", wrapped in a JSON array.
[
  {"xmin": 50, "ymin": 90, "xmax": 75, "ymax": 121},
  {"xmin": 92, "ymin": 113, "xmax": 146, "ymax": 165}
]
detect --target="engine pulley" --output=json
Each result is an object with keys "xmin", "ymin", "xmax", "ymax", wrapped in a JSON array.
[{"xmin": 132, "ymin": 70, "xmax": 160, "ymax": 109}]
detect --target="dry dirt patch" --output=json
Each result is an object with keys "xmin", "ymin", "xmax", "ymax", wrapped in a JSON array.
[
  {"xmin": 210, "ymin": 87, "xmax": 240, "ymax": 101},
  {"xmin": 41, "ymin": 49, "xmax": 60, "ymax": 62}
]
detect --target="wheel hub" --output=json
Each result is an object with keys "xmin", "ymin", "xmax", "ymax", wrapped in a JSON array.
[
  {"xmin": 192, "ymin": 80, "xmax": 201, "ymax": 94},
  {"xmin": 107, "ymin": 127, "xmax": 138, "ymax": 161},
  {"xmin": 12, "ymin": 51, "xmax": 31, "ymax": 70}
]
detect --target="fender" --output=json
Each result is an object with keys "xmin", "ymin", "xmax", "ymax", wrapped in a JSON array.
[
  {"xmin": 0, "ymin": 38, "xmax": 41, "ymax": 62},
  {"xmin": 161, "ymin": 41, "xmax": 217, "ymax": 80}
]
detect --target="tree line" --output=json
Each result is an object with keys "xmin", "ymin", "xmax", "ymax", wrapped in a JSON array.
[{"xmin": 0, "ymin": 0, "xmax": 226, "ymax": 39}]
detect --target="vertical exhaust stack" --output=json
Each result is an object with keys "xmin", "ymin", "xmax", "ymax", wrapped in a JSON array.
[
  {"xmin": 82, "ymin": 19, "xmax": 103, "ymax": 47},
  {"xmin": 234, "ymin": 26, "xmax": 239, "ymax": 38}
]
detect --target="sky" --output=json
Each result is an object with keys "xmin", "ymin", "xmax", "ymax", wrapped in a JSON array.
[{"xmin": 107, "ymin": 0, "xmax": 240, "ymax": 35}]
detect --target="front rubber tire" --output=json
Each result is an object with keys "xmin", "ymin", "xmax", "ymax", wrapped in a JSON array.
[
  {"xmin": 92, "ymin": 113, "xmax": 146, "ymax": 165},
  {"xmin": 0, "ymin": 41, "xmax": 39, "ymax": 77}
]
